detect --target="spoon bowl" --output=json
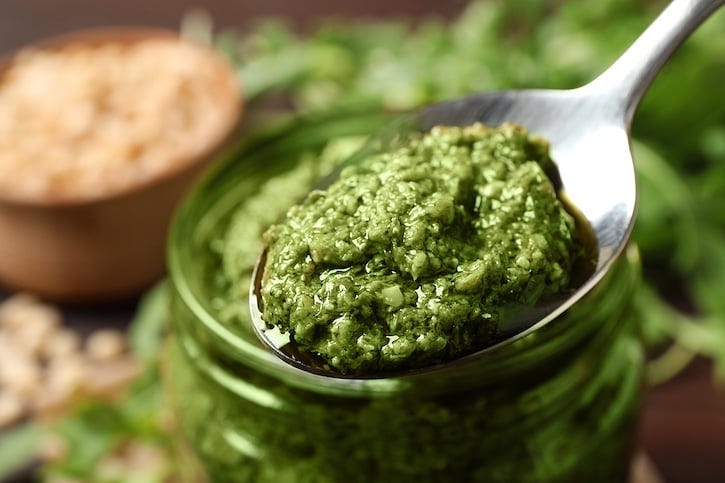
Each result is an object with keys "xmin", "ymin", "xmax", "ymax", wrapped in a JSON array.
[
  {"xmin": 415, "ymin": 88, "xmax": 637, "ymax": 273},
  {"xmin": 250, "ymin": 0, "xmax": 723, "ymax": 378}
]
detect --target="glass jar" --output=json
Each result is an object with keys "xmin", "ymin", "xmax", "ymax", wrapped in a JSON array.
[{"xmin": 165, "ymin": 112, "xmax": 645, "ymax": 483}]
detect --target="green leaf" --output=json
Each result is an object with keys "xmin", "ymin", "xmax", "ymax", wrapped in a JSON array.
[
  {"xmin": 0, "ymin": 424, "xmax": 42, "ymax": 479},
  {"xmin": 129, "ymin": 281, "xmax": 170, "ymax": 364},
  {"xmin": 51, "ymin": 404, "xmax": 126, "ymax": 476}
]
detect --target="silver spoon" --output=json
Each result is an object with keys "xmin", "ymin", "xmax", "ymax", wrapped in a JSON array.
[{"xmin": 250, "ymin": 0, "xmax": 724, "ymax": 378}]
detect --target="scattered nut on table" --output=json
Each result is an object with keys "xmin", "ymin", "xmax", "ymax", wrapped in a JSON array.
[
  {"xmin": 42, "ymin": 329, "xmax": 81, "ymax": 359},
  {"xmin": 0, "ymin": 293, "xmax": 141, "ymax": 428},
  {"xmin": 86, "ymin": 329, "xmax": 127, "ymax": 361},
  {"xmin": 0, "ymin": 391, "xmax": 24, "ymax": 427},
  {"xmin": 0, "ymin": 354, "xmax": 41, "ymax": 400}
]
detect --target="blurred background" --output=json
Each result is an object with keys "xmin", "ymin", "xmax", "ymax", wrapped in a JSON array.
[
  {"xmin": 0, "ymin": 0, "xmax": 464, "ymax": 54},
  {"xmin": 0, "ymin": 1, "xmax": 723, "ymax": 482}
]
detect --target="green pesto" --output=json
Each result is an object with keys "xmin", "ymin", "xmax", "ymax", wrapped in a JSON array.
[
  {"xmin": 259, "ymin": 124, "xmax": 582, "ymax": 374},
  {"xmin": 169, "ymin": 115, "xmax": 644, "ymax": 483}
]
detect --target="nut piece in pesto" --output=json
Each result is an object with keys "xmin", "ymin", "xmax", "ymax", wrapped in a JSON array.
[{"xmin": 259, "ymin": 123, "xmax": 584, "ymax": 375}]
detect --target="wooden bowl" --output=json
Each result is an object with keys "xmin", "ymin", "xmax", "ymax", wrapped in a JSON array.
[{"xmin": 0, "ymin": 28, "xmax": 242, "ymax": 302}]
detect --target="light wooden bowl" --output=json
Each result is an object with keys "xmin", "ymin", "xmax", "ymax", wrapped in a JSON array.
[{"xmin": 0, "ymin": 28, "xmax": 242, "ymax": 302}]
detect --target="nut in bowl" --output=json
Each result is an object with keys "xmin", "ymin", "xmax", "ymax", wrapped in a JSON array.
[{"xmin": 0, "ymin": 28, "xmax": 242, "ymax": 302}]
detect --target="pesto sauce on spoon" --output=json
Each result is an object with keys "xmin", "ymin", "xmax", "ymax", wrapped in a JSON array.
[{"xmin": 258, "ymin": 124, "xmax": 584, "ymax": 375}]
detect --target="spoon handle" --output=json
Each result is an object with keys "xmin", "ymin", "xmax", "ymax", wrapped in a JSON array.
[{"xmin": 590, "ymin": 0, "xmax": 723, "ymax": 125}]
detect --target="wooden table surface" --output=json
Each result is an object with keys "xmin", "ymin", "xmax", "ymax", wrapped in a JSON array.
[
  {"xmin": 1, "ymin": 1, "xmax": 724, "ymax": 482},
  {"xmin": 641, "ymin": 360, "xmax": 725, "ymax": 482}
]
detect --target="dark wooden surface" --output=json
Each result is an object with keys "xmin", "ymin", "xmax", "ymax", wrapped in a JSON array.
[
  {"xmin": 1, "ymin": 1, "xmax": 724, "ymax": 482},
  {"xmin": 0, "ymin": 0, "xmax": 466, "ymax": 56},
  {"xmin": 640, "ymin": 360, "xmax": 725, "ymax": 482}
]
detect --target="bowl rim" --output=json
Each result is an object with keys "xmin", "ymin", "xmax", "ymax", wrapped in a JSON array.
[{"xmin": 0, "ymin": 26, "xmax": 242, "ymax": 208}]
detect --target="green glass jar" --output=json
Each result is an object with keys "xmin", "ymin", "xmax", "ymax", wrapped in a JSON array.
[{"xmin": 166, "ymin": 113, "xmax": 645, "ymax": 483}]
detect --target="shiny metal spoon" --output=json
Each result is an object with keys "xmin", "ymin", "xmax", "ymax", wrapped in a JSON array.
[{"xmin": 250, "ymin": 0, "xmax": 724, "ymax": 378}]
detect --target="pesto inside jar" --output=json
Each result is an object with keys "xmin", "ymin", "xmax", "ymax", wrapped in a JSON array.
[{"xmin": 244, "ymin": 123, "xmax": 585, "ymax": 374}]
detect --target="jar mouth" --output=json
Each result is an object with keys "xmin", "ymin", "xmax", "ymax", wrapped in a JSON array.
[{"xmin": 167, "ymin": 114, "xmax": 638, "ymax": 396}]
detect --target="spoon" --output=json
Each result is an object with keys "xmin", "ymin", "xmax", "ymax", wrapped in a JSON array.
[{"xmin": 250, "ymin": 0, "xmax": 724, "ymax": 378}]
